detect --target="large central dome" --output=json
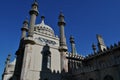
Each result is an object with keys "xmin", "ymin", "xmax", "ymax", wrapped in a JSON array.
[{"xmin": 34, "ymin": 16, "xmax": 55, "ymax": 36}]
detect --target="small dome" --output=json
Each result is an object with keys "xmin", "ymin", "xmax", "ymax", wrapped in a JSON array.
[{"xmin": 34, "ymin": 16, "xmax": 54, "ymax": 36}]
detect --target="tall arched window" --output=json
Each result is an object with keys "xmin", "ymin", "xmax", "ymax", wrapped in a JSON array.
[
  {"xmin": 47, "ymin": 55, "xmax": 51, "ymax": 69},
  {"xmin": 104, "ymin": 75, "xmax": 113, "ymax": 80},
  {"xmin": 41, "ymin": 44, "xmax": 51, "ymax": 70}
]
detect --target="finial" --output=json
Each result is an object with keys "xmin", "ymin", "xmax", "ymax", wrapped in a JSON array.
[
  {"xmin": 41, "ymin": 16, "xmax": 45, "ymax": 24},
  {"xmin": 59, "ymin": 11, "xmax": 64, "ymax": 17},
  {"xmin": 32, "ymin": 0, "xmax": 38, "ymax": 7},
  {"xmin": 58, "ymin": 11, "xmax": 66, "ymax": 26},
  {"xmin": 5, "ymin": 54, "xmax": 11, "ymax": 64},
  {"xmin": 70, "ymin": 35, "xmax": 75, "ymax": 43},
  {"xmin": 41, "ymin": 16, "xmax": 45, "ymax": 20},
  {"xmin": 23, "ymin": 17, "xmax": 29, "ymax": 24},
  {"xmin": 92, "ymin": 43, "xmax": 97, "ymax": 53},
  {"xmin": 34, "ymin": 0, "xmax": 37, "ymax": 3}
]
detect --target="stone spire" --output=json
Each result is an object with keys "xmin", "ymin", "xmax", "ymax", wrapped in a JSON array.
[
  {"xmin": 21, "ymin": 18, "xmax": 28, "ymax": 39},
  {"xmin": 58, "ymin": 12, "xmax": 68, "ymax": 72},
  {"xmin": 28, "ymin": 0, "xmax": 39, "ymax": 37},
  {"xmin": 92, "ymin": 43, "xmax": 97, "ymax": 53},
  {"xmin": 70, "ymin": 36, "xmax": 77, "ymax": 55},
  {"xmin": 96, "ymin": 34, "xmax": 106, "ymax": 51}
]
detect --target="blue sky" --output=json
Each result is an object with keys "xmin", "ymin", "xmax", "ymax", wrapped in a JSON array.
[{"xmin": 1, "ymin": 0, "xmax": 120, "ymax": 79}]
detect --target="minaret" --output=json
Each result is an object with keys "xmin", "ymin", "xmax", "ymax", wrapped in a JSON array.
[
  {"xmin": 70, "ymin": 36, "xmax": 76, "ymax": 55},
  {"xmin": 92, "ymin": 43, "xmax": 97, "ymax": 53},
  {"xmin": 58, "ymin": 12, "xmax": 67, "ymax": 50},
  {"xmin": 58, "ymin": 12, "xmax": 68, "ymax": 72},
  {"xmin": 96, "ymin": 34, "xmax": 106, "ymax": 51},
  {"xmin": 4, "ymin": 54, "xmax": 11, "ymax": 74},
  {"xmin": 21, "ymin": 18, "xmax": 28, "ymax": 39},
  {"xmin": 2, "ymin": 54, "xmax": 11, "ymax": 80},
  {"xmin": 12, "ymin": 19, "xmax": 28, "ymax": 80},
  {"xmin": 28, "ymin": 0, "xmax": 39, "ymax": 37}
]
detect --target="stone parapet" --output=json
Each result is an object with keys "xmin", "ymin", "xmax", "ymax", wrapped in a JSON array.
[
  {"xmin": 85, "ymin": 41, "xmax": 120, "ymax": 60},
  {"xmin": 67, "ymin": 53, "xmax": 84, "ymax": 61},
  {"xmin": 73, "ymin": 56, "xmax": 120, "ymax": 74}
]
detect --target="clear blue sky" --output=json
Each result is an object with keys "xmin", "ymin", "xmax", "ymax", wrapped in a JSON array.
[{"xmin": 1, "ymin": 0, "xmax": 120, "ymax": 79}]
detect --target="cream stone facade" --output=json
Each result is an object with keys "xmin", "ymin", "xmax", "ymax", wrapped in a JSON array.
[{"xmin": 2, "ymin": 1, "xmax": 120, "ymax": 80}]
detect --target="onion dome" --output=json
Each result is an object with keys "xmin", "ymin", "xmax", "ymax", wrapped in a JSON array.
[{"xmin": 34, "ymin": 16, "xmax": 55, "ymax": 36}]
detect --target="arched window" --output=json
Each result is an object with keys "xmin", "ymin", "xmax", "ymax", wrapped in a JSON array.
[
  {"xmin": 104, "ymin": 75, "xmax": 113, "ymax": 80},
  {"xmin": 47, "ymin": 55, "xmax": 51, "ymax": 69},
  {"xmin": 42, "ymin": 44, "xmax": 51, "ymax": 70}
]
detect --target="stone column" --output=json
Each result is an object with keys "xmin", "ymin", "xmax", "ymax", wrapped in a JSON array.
[
  {"xmin": 28, "ymin": 1, "xmax": 39, "ymax": 37},
  {"xmin": 21, "ymin": 19, "xmax": 28, "ymax": 39},
  {"xmin": 70, "ymin": 36, "xmax": 76, "ymax": 55},
  {"xmin": 58, "ymin": 12, "xmax": 68, "ymax": 72}
]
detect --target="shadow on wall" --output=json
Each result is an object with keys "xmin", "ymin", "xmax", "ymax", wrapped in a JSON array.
[
  {"xmin": 39, "ymin": 44, "xmax": 61, "ymax": 80},
  {"xmin": 39, "ymin": 44, "xmax": 69, "ymax": 80},
  {"xmin": 41, "ymin": 44, "xmax": 51, "ymax": 71}
]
